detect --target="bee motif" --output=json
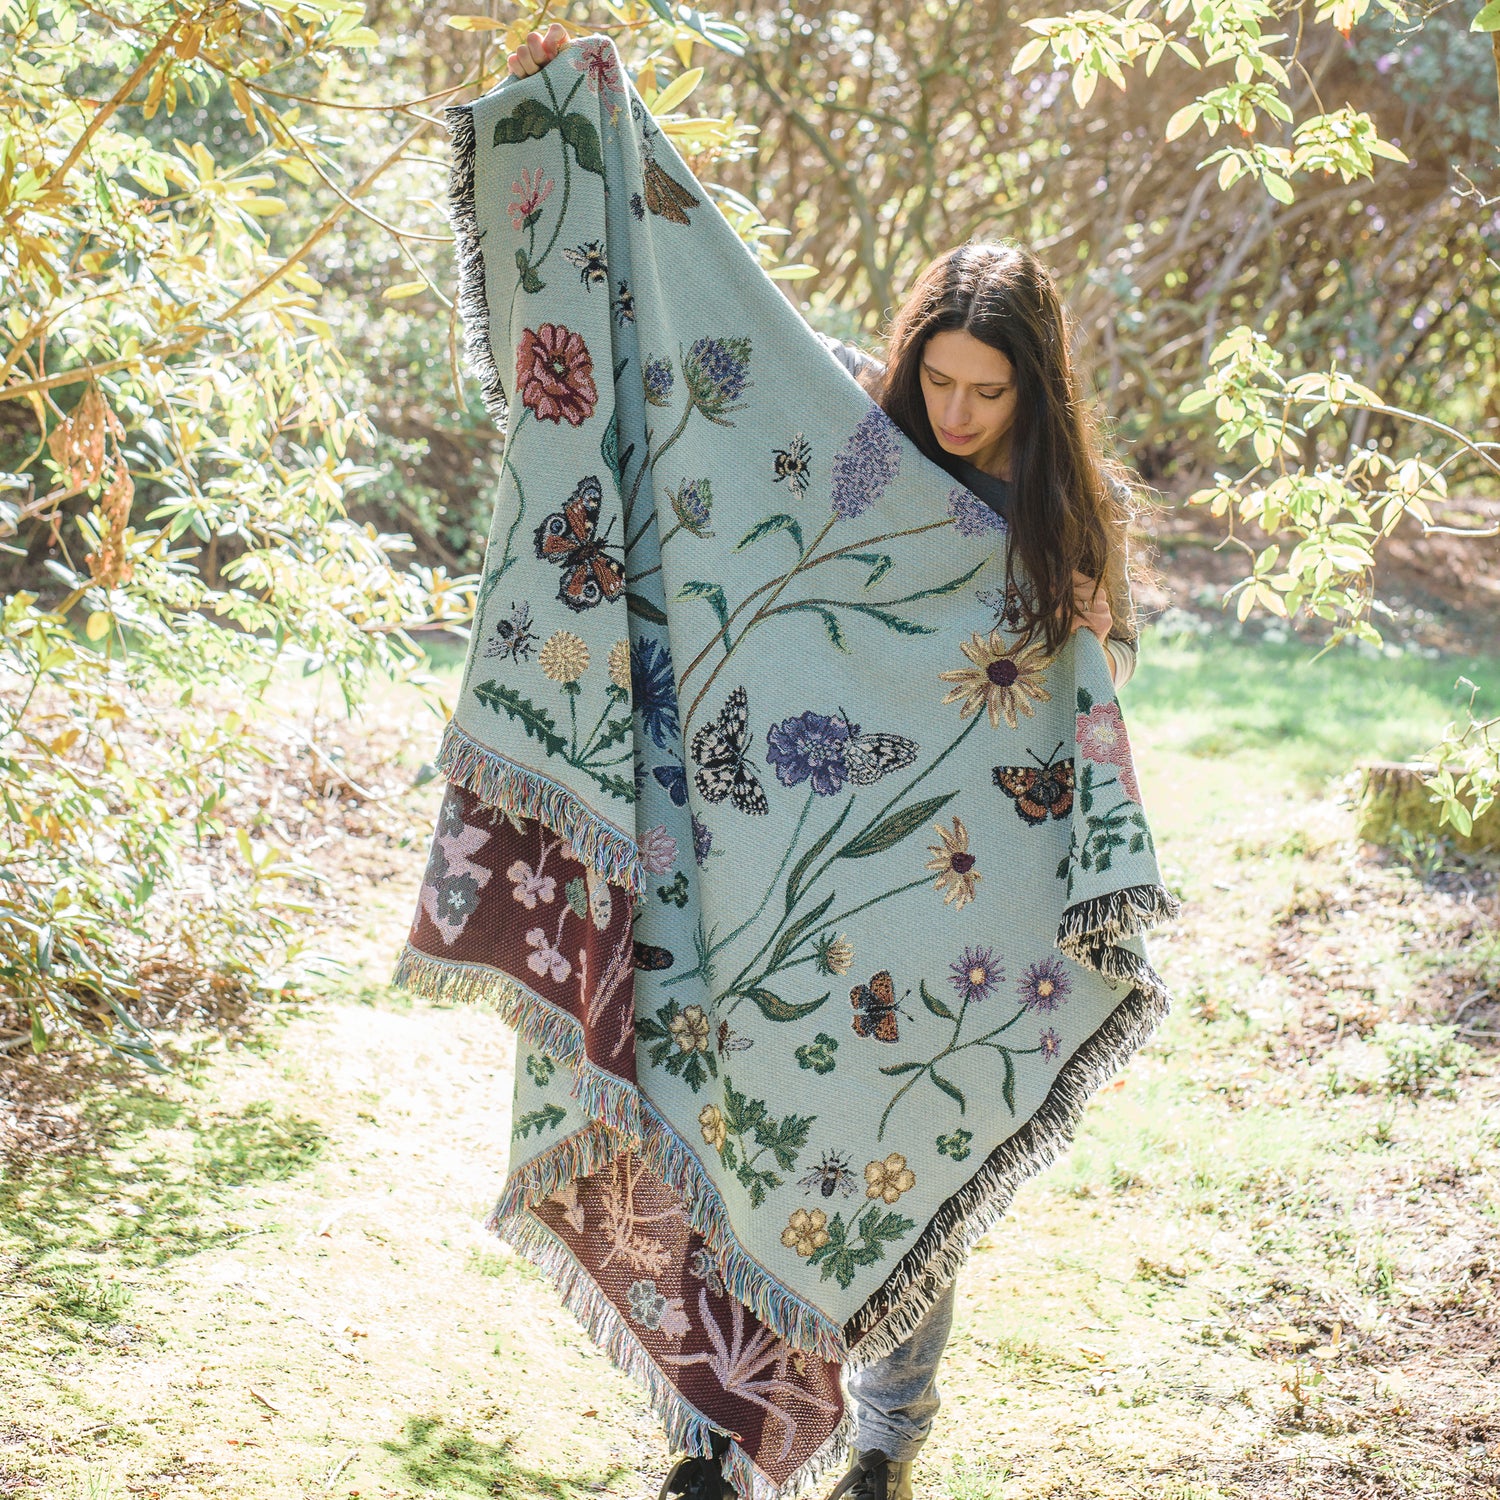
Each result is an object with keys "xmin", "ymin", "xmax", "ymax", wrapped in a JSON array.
[
  {"xmin": 797, "ymin": 1149, "xmax": 858, "ymax": 1199},
  {"xmin": 771, "ymin": 433, "xmax": 812, "ymax": 498},
  {"xmin": 484, "ymin": 600, "xmax": 536, "ymax": 663}
]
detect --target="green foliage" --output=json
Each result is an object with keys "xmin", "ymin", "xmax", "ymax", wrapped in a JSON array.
[{"xmin": 806, "ymin": 1202, "xmax": 915, "ymax": 1289}]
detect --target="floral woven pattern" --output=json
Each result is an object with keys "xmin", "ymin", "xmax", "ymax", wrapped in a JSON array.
[{"xmin": 395, "ymin": 36, "xmax": 1178, "ymax": 1500}]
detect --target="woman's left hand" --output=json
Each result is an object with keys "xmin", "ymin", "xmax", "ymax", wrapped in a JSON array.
[{"xmin": 1071, "ymin": 570, "xmax": 1112, "ymax": 644}]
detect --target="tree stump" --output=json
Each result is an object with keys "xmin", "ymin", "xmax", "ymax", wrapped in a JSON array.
[{"xmin": 1355, "ymin": 762, "xmax": 1500, "ymax": 854}]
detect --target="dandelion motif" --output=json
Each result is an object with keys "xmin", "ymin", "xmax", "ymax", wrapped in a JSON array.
[
  {"xmin": 539, "ymin": 630, "xmax": 590, "ymax": 684},
  {"xmin": 607, "ymin": 639, "xmax": 632, "ymax": 692},
  {"xmin": 830, "ymin": 407, "xmax": 903, "ymax": 521},
  {"xmin": 682, "ymin": 336, "xmax": 752, "ymax": 425},
  {"xmin": 814, "ymin": 933, "xmax": 854, "ymax": 977}
]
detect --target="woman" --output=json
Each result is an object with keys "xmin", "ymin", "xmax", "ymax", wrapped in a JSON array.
[{"xmin": 507, "ymin": 27, "xmax": 1142, "ymax": 1500}]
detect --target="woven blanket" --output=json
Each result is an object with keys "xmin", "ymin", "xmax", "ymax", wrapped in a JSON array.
[{"xmin": 395, "ymin": 36, "xmax": 1178, "ymax": 1499}]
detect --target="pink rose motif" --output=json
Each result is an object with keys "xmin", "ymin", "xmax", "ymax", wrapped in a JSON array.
[
  {"xmin": 525, "ymin": 927, "xmax": 572, "ymax": 984},
  {"xmin": 517, "ymin": 324, "xmax": 598, "ymax": 427},
  {"xmin": 639, "ymin": 824, "xmax": 678, "ymax": 877},
  {"xmin": 506, "ymin": 859, "xmax": 555, "ymax": 910},
  {"xmin": 1077, "ymin": 701, "xmax": 1140, "ymax": 803}
]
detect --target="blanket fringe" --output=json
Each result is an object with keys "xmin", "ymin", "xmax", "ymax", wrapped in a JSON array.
[
  {"xmin": 437, "ymin": 718, "xmax": 644, "ymax": 896},
  {"xmin": 843, "ymin": 979, "xmax": 1171, "ymax": 1365},
  {"xmin": 445, "ymin": 102, "xmax": 508, "ymax": 434},
  {"xmin": 392, "ymin": 944, "xmax": 643, "ymax": 1144},
  {"xmin": 502, "ymin": 1211, "xmax": 858, "ymax": 1500},
  {"xmin": 1056, "ymin": 882, "xmax": 1181, "ymax": 956}
]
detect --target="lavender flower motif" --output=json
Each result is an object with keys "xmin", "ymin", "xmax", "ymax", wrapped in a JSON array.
[
  {"xmin": 765, "ymin": 710, "xmax": 851, "ymax": 796},
  {"xmin": 682, "ymin": 336, "xmax": 752, "ymax": 425},
  {"xmin": 631, "ymin": 636, "xmax": 680, "ymax": 750},
  {"xmin": 669, "ymin": 477, "xmax": 714, "ymax": 538},
  {"xmin": 642, "ymin": 355, "xmax": 674, "ymax": 407},
  {"xmin": 949, "ymin": 945, "xmax": 1003, "ymax": 1003},
  {"xmin": 948, "ymin": 485, "xmax": 1007, "ymax": 539},
  {"xmin": 1040, "ymin": 1027, "xmax": 1062, "ymax": 1061},
  {"xmin": 691, "ymin": 813, "xmax": 713, "ymax": 866},
  {"xmin": 830, "ymin": 407, "xmax": 903, "ymax": 520},
  {"xmin": 1019, "ymin": 956, "xmax": 1072, "ymax": 1013}
]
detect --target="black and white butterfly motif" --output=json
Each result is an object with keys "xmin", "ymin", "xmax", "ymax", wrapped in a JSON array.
[
  {"xmin": 484, "ymin": 600, "xmax": 536, "ymax": 663},
  {"xmin": 533, "ymin": 475, "xmax": 625, "ymax": 612},
  {"xmin": 562, "ymin": 240, "xmax": 608, "ymax": 289},
  {"xmin": 772, "ymin": 433, "xmax": 812, "ymax": 498},
  {"xmin": 691, "ymin": 686, "xmax": 769, "ymax": 816},
  {"xmin": 835, "ymin": 709, "xmax": 919, "ymax": 786}
]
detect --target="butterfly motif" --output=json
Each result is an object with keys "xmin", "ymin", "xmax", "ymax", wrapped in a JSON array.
[
  {"xmin": 993, "ymin": 741, "xmax": 1075, "ymax": 825},
  {"xmin": 533, "ymin": 475, "xmax": 625, "ymax": 612},
  {"xmin": 691, "ymin": 687, "xmax": 769, "ymax": 816},
  {"xmin": 652, "ymin": 762, "xmax": 689, "ymax": 807},
  {"xmin": 632, "ymin": 941, "xmax": 675, "ymax": 971},
  {"xmin": 642, "ymin": 157, "xmax": 700, "ymax": 225},
  {"xmin": 850, "ymin": 970, "xmax": 907, "ymax": 1043},
  {"xmin": 716, "ymin": 1019, "xmax": 753, "ymax": 1057},
  {"xmin": 835, "ymin": 710, "xmax": 919, "ymax": 786}
]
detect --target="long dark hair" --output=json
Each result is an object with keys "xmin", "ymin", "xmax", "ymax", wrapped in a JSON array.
[{"xmin": 866, "ymin": 241, "xmax": 1136, "ymax": 654}]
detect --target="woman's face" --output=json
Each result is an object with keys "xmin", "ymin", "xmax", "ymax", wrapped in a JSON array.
[{"xmin": 918, "ymin": 329, "xmax": 1019, "ymax": 478}]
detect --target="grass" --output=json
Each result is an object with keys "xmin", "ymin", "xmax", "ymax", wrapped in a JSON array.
[{"xmin": 1, "ymin": 625, "xmax": 1496, "ymax": 1500}]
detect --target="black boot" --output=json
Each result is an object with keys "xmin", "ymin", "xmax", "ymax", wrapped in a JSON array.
[
  {"xmin": 823, "ymin": 1449, "xmax": 915, "ymax": 1500},
  {"xmin": 657, "ymin": 1433, "xmax": 735, "ymax": 1500}
]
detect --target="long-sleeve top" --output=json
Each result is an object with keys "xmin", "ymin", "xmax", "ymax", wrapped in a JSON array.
[{"xmin": 813, "ymin": 332, "xmax": 1137, "ymax": 688}]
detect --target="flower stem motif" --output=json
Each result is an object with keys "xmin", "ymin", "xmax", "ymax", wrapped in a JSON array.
[
  {"xmin": 830, "ymin": 407, "xmax": 903, "ymax": 521},
  {"xmin": 947, "ymin": 485, "xmax": 1007, "ymax": 539},
  {"xmin": 517, "ymin": 324, "xmax": 598, "ymax": 427},
  {"xmin": 698, "ymin": 1103, "xmax": 727, "ymax": 1151},
  {"xmin": 508, "ymin": 166, "xmax": 554, "ymax": 230},
  {"xmin": 949, "ymin": 945, "xmax": 1002, "ymax": 1002},
  {"xmin": 813, "ymin": 933, "xmax": 854, "ymax": 978},
  {"xmin": 642, "ymin": 355, "xmax": 674, "ymax": 407},
  {"xmin": 765, "ymin": 710, "xmax": 851, "ymax": 796},
  {"xmin": 668, "ymin": 477, "xmax": 714, "ymax": 538},
  {"xmin": 539, "ymin": 629, "xmax": 590, "ymax": 683},
  {"xmin": 1039, "ymin": 1027, "xmax": 1062, "ymax": 1062},
  {"xmin": 781, "ymin": 1206, "xmax": 831, "ymax": 1257},
  {"xmin": 936, "ymin": 1129, "xmax": 973, "ymax": 1162},
  {"xmin": 926, "ymin": 816, "xmax": 981, "ymax": 909},
  {"xmin": 639, "ymin": 824, "xmax": 678, "ymax": 877},
  {"xmin": 1018, "ymin": 957, "xmax": 1072, "ymax": 1013},
  {"xmin": 668, "ymin": 1003, "xmax": 710, "ymax": 1053},
  {"xmin": 864, "ymin": 1152, "xmax": 916, "ymax": 1204},
  {"xmin": 630, "ymin": 636, "xmax": 681, "ymax": 750},
  {"xmin": 939, "ymin": 631, "xmax": 1053, "ymax": 730},
  {"xmin": 607, "ymin": 639, "xmax": 632, "ymax": 692},
  {"xmin": 682, "ymin": 336, "xmax": 752, "ymax": 425},
  {"xmin": 1077, "ymin": 699, "xmax": 1140, "ymax": 802}
]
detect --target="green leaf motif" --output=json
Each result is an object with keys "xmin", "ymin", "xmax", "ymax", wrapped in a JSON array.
[
  {"xmin": 472, "ymin": 680, "xmax": 567, "ymax": 757},
  {"xmin": 807, "ymin": 1204, "xmax": 916, "ymax": 1289},
  {"xmin": 564, "ymin": 876, "xmax": 589, "ymax": 919},
  {"xmin": 1077, "ymin": 686, "xmax": 1094, "ymax": 714},
  {"xmin": 1001, "ymin": 1049, "xmax": 1016, "ymax": 1114},
  {"xmin": 837, "ymin": 792, "xmax": 957, "ymax": 861},
  {"xmin": 676, "ymin": 580, "xmax": 730, "ymax": 649},
  {"xmin": 750, "ymin": 1109, "xmax": 814, "ymax": 1172},
  {"xmin": 515, "ymin": 247, "xmax": 545, "ymax": 294},
  {"xmin": 840, "ymin": 602, "xmax": 934, "ymax": 635},
  {"xmin": 601, "ymin": 410, "xmax": 636, "ymax": 489},
  {"xmin": 493, "ymin": 97, "xmax": 558, "ymax": 148},
  {"xmin": 844, "ymin": 551, "xmax": 894, "ymax": 587},
  {"xmin": 743, "ymin": 987, "xmax": 830, "ymax": 1023},
  {"xmin": 626, "ymin": 590, "xmax": 668, "ymax": 624},
  {"xmin": 766, "ymin": 890, "xmax": 837, "ymax": 972},
  {"xmin": 786, "ymin": 801, "xmax": 852, "ymax": 911},
  {"xmin": 736, "ymin": 513, "xmax": 805, "ymax": 554},
  {"xmin": 919, "ymin": 979, "xmax": 956, "ymax": 1021},
  {"xmin": 558, "ymin": 111, "xmax": 606, "ymax": 175},
  {"xmin": 930, "ymin": 1070, "xmax": 966, "ymax": 1113},
  {"xmin": 513, "ymin": 1103, "xmax": 566, "ymax": 1139}
]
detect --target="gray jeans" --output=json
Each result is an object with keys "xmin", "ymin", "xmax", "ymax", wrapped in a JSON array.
[{"xmin": 845, "ymin": 1278, "xmax": 957, "ymax": 1462}]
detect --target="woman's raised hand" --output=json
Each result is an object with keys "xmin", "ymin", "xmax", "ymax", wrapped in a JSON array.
[
  {"xmin": 507, "ymin": 22, "xmax": 570, "ymax": 78},
  {"xmin": 1071, "ymin": 570, "xmax": 1113, "ymax": 645}
]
